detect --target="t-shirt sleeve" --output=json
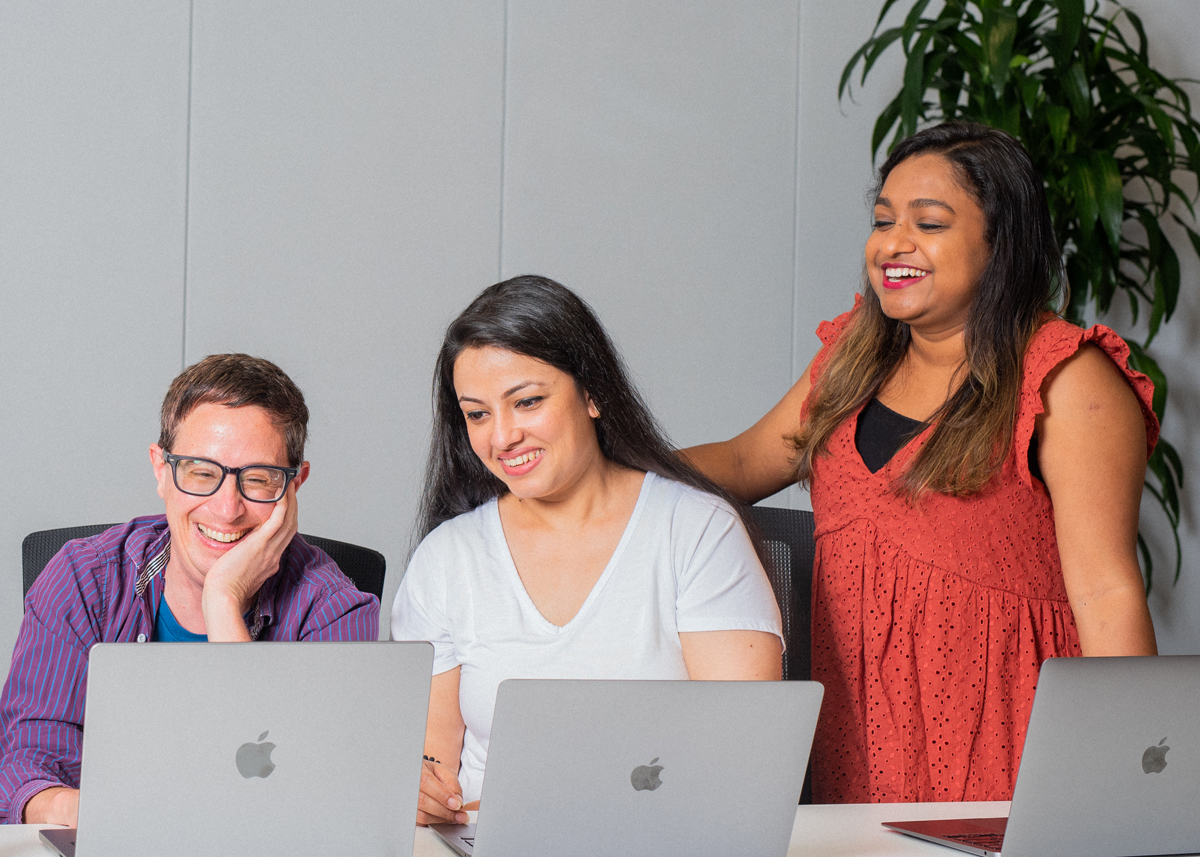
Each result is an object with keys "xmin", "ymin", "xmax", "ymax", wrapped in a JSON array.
[
  {"xmin": 672, "ymin": 497, "xmax": 784, "ymax": 644},
  {"xmin": 390, "ymin": 540, "xmax": 460, "ymax": 675}
]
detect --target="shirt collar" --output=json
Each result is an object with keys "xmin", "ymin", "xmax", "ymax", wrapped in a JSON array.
[
  {"xmin": 134, "ymin": 527, "xmax": 271, "ymax": 641},
  {"xmin": 134, "ymin": 529, "xmax": 172, "ymax": 597}
]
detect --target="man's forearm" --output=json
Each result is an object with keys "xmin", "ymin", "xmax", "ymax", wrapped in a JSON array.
[{"xmin": 22, "ymin": 786, "xmax": 79, "ymax": 826}]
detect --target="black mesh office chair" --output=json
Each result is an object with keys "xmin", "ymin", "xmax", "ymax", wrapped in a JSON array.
[
  {"xmin": 749, "ymin": 504, "xmax": 817, "ymax": 804},
  {"xmin": 21, "ymin": 525, "xmax": 386, "ymax": 599},
  {"xmin": 749, "ymin": 505, "xmax": 815, "ymax": 682}
]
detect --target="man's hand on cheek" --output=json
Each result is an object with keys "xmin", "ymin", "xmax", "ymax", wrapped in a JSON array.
[{"xmin": 200, "ymin": 484, "xmax": 300, "ymax": 641}]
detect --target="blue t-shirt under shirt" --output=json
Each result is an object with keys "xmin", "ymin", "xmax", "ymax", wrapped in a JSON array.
[{"xmin": 153, "ymin": 594, "xmax": 207, "ymax": 642}]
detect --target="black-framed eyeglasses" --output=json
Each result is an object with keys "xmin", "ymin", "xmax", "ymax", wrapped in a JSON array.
[{"xmin": 161, "ymin": 452, "xmax": 298, "ymax": 503}]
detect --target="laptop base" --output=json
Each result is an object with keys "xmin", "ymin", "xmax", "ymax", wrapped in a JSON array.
[
  {"xmin": 39, "ymin": 827, "xmax": 77, "ymax": 857},
  {"xmin": 883, "ymin": 817, "xmax": 1006, "ymax": 856},
  {"xmin": 430, "ymin": 822, "xmax": 475, "ymax": 856}
]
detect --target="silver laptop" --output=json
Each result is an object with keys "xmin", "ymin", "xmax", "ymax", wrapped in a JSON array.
[
  {"xmin": 432, "ymin": 678, "xmax": 824, "ymax": 857},
  {"xmin": 883, "ymin": 655, "xmax": 1200, "ymax": 857},
  {"xmin": 40, "ymin": 641, "xmax": 432, "ymax": 857}
]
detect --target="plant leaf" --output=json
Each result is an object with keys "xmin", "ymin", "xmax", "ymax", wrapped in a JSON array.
[
  {"xmin": 862, "ymin": 27, "xmax": 907, "ymax": 81},
  {"xmin": 1121, "ymin": 6, "xmax": 1151, "ymax": 64},
  {"xmin": 1136, "ymin": 95, "xmax": 1177, "ymax": 161},
  {"xmin": 1136, "ymin": 531, "xmax": 1153, "ymax": 594},
  {"xmin": 1046, "ymin": 105, "xmax": 1071, "ymax": 150},
  {"xmin": 1147, "ymin": 453, "xmax": 1179, "ymax": 523},
  {"xmin": 901, "ymin": 0, "xmax": 933, "ymax": 49},
  {"xmin": 1171, "ymin": 214, "xmax": 1200, "ymax": 271},
  {"xmin": 901, "ymin": 28, "xmax": 934, "ymax": 138},
  {"xmin": 1160, "ymin": 438, "xmax": 1185, "ymax": 488},
  {"xmin": 980, "ymin": 7, "xmax": 1018, "ymax": 99},
  {"xmin": 1126, "ymin": 342, "xmax": 1167, "ymax": 423},
  {"xmin": 1068, "ymin": 158, "xmax": 1100, "ymax": 238},
  {"xmin": 1088, "ymin": 151, "xmax": 1124, "ymax": 254},
  {"xmin": 1145, "ymin": 444, "xmax": 1183, "ymax": 585},
  {"xmin": 873, "ymin": 98, "xmax": 904, "ymax": 159},
  {"xmin": 838, "ymin": 41, "xmax": 873, "ymax": 102},
  {"xmin": 1060, "ymin": 62, "xmax": 1092, "ymax": 121},
  {"xmin": 1056, "ymin": 0, "xmax": 1085, "ymax": 58}
]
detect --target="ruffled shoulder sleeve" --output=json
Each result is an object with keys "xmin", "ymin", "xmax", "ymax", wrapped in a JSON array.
[
  {"xmin": 1014, "ymin": 317, "xmax": 1159, "ymax": 486},
  {"xmin": 810, "ymin": 294, "xmax": 863, "ymax": 387}
]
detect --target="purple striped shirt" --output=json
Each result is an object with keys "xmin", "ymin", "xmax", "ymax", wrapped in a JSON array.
[{"xmin": 0, "ymin": 515, "xmax": 380, "ymax": 823}]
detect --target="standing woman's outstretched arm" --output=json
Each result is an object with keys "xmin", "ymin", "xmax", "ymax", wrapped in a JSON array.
[{"xmin": 681, "ymin": 361, "xmax": 816, "ymax": 504}]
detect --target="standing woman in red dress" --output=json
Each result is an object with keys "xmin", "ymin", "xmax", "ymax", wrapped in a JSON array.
[{"xmin": 684, "ymin": 122, "xmax": 1158, "ymax": 804}]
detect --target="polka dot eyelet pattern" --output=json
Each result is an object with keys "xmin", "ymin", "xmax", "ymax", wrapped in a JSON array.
[{"xmin": 804, "ymin": 312, "xmax": 1157, "ymax": 805}]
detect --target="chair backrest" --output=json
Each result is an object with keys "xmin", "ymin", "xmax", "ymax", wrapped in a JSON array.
[
  {"xmin": 748, "ymin": 505, "xmax": 815, "ymax": 682},
  {"xmin": 298, "ymin": 534, "xmax": 386, "ymax": 600},
  {"xmin": 22, "ymin": 525, "xmax": 386, "ymax": 600}
]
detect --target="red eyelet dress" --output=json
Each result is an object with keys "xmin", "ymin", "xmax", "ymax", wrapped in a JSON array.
[{"xmin": 806, "ymin": 308, "xmax": 1158, "ymax": 804}]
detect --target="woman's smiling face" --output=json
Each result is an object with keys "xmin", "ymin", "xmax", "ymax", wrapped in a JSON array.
[
  {"xmin": 865, "ymin": 153, "xmax": 992, "ymax": 336},
  {"xmin": 452, "ymin": 346, "xmax": 604, "ymax": 503}
]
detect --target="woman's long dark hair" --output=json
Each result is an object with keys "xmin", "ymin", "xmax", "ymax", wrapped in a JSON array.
[
  {"xmin": 420, "ymin": 275, "xmax": 751, "ymax": 536},
  {"xmin": 793, "ymin": 122, "xmax": 1066, "ymax": 497}
]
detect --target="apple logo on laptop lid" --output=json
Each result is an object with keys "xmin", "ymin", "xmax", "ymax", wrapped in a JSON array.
[
  {"xmin": 630, "ymin": 757, "xmax": 664, "ymax": 792},
  {"xmin": 236, "ymin": 731, "xmax": 277, "ymax": 779},
  {"xmin": 1142, "ymin": 737, "xmax": 1169, "ymax": 775}
]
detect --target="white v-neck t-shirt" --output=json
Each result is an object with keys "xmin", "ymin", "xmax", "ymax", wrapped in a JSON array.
[{"xmin": 390, "ymin": 471, "xmax": 783, "ymax": 802}]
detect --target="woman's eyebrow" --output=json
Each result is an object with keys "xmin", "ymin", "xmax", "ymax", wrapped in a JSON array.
[
  {"xmin": 910, "ymin": 197, "xmax": 956, "ymax": 214},
  {"xmin": 457, "ymin": 381, "xmax": 538, "ymax": 405}
]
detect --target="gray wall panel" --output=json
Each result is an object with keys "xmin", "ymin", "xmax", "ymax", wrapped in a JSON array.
[
  {"xmin": 500, "ymin": 1, "xmax": 800, "ymax": 469},
  {"xmin": 787, "ymin": 0, "xmax": 906, "ymax": 510},
  {"xmin": 793, "ymin": 0, "xmax": 902, "ymax": 375},
  {"xmin": 0, "ymin": 2, "xmax": 190, "ymax": 670},
  {"xmin": 183, "ymin": 1, "xmax": 505, "ymax": 633}
]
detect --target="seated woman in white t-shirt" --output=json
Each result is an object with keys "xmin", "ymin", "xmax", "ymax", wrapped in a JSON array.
[{"xmin": 391, "ymin": 274, "xmax": 784, "ymax": 826}]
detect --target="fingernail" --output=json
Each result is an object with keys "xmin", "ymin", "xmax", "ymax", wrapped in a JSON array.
[
  {"xmin": 457, "ymin": 812, "xmax": 469, "ymax": 824},
  {"xmin": 447, "ymin": 796, "xmax": 461, "ymax": 810}
]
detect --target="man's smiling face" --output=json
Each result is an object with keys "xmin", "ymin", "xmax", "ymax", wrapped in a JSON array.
[{"xmin": 151, "ymin": 402, "xmax": 291, "ymax": 590}]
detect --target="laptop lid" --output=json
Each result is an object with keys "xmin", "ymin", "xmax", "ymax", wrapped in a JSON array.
[
  {"xmin": 884, "ymin": 655, "xmax": 1200, "ymax": 857},
  {"xmin": 73, "ymin": 641, "xmax": 432, "ymax": 857},
  {"xmin": 1003, "ymin": 655, "xmax": 1200, "ymax": 857},
  {"xmin": 462, "ymin": 678, "xmax": 822, "ymax": 857}
]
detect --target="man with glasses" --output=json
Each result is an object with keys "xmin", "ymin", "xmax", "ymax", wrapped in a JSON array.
[{"xmin": 0, "ymin": 354, "xmax": 380, "ymax": 826}]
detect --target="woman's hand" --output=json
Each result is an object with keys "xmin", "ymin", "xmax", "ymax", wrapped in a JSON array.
[
  {"xmin": 1038, "ymin": 344, "xmax": 1157, "ymax": 656},
  {"xmin": 416, "ymin": 666, "xmax": 469, "ymax": 826},
  {"xmin": 417, "ymin": 759, "xmax": 469, "ymax": 826}
]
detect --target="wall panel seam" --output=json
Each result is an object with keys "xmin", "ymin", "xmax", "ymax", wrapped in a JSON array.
[
  {"xmin": 181, "ymin": 0, "xmax": 195, "ymax": 370},
  {"xmin": 791, "ymin": 0, "xmax": 805, "ymax": 383},
  {"xmin": 498, "ymin": 0, "xmax": 510, "ymax": 280}
]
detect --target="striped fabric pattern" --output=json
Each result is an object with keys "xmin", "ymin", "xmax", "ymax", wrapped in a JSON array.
[{"xmin": 0, "ymin": 516, "xmax": 380, "ymax": 823}]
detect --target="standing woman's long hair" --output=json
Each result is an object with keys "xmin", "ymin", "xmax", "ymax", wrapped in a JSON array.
[
  {"xmin": 420, "ymin": 275, "xmax": 747, "ymax": 537},
  {"xmin": 793, "ymin": 122, "xmax": 1066, "ymax": 498}
]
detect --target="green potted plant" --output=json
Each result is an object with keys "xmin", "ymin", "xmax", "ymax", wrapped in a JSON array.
[{"xmin": 840, "ymin": 0, "xmax": 1200, "ymax": 588}]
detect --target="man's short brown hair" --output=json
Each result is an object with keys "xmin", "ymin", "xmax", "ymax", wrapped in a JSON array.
[{"xmin": 159, "ymin": 354, "xmax": 309, "ymax": 466}]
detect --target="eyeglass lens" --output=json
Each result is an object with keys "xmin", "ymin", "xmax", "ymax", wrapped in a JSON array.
[{"xmin": 173, "ymin": 458, "xmax": 289, "ymax": 502}]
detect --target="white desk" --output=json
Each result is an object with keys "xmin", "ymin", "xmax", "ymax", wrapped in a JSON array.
[{"xmin": 3, "ymin": 802, "xmax": 1011, "ymax": 856}]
